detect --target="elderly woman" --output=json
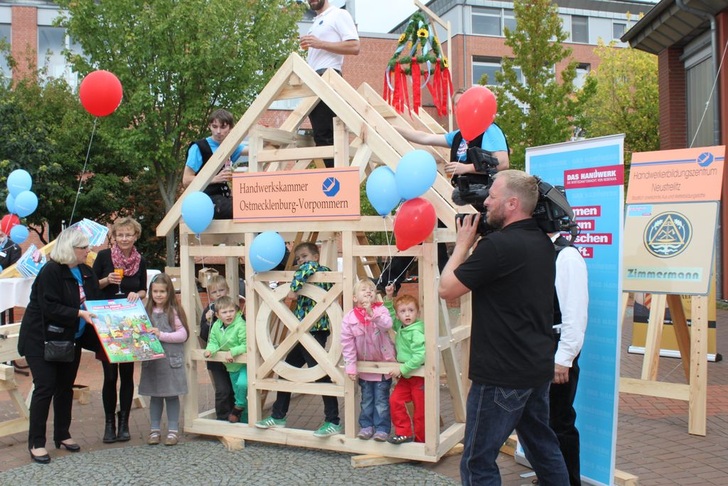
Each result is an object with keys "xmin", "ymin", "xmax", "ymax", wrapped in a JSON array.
[
  {"xmin": 92, "ymin": 216, "xmax": 147, "ymax": 444},
  {"xmin": 18, "ymin": 228, "xmax": 101, "ymax": 464}
]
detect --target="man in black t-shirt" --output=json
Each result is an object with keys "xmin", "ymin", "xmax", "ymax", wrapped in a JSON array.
[{"xmin": 439, "ymin": 170, "xmax": 568, "ymax": 485}]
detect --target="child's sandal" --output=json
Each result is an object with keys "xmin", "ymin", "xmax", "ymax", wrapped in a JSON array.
[
  {"xmin": 165, "ymin": 431, "xmax": 179, "ymax": 446},
  {"xmin": 387, "ymin": 434, "xmax": 414, "ymax": 444},
  {"xmin": 147, "ymin": 430, "xmax": 161, "ymax": 445}
]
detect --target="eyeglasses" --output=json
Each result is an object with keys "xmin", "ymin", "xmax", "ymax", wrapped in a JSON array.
[{"xmin": 75, "ymin": 245, "xmax": 89, "ymax": 250}]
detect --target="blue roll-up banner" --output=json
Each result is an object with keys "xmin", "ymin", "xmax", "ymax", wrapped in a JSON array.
[{"xmin": 526, "ymin": 135, "xmax": 625, "ymax": 486}]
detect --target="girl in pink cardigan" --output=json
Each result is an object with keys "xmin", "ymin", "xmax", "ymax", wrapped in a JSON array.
[{"xmin": 341, "ymin": 279, "xmax": 397, "ymax": 442}]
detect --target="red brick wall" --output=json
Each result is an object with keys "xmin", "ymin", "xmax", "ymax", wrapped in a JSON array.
[
  {"xmin": 718, "ymin": 11, "xmax": 728, "ymax": 298},
  {"xmin": 658, "ymin": 48, "xmax": 686, "ymax": 150},
  {"xmin": 11, "ymin": 6, "xmax": 37, "ymax": 80}
]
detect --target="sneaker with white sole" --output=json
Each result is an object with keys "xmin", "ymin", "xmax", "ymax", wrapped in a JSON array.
[
  {"xmin": 313, "ymin": 421, "xmax": 342, "ymax": 437},
  {"xmin": 255, "ymin": 416, "xmax": 287, "ymax": 429}
]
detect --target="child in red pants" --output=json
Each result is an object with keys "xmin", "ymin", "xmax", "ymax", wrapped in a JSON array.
[{"xmin": 384, "ymin": 286, "xmax": 426, "ymax": 444}]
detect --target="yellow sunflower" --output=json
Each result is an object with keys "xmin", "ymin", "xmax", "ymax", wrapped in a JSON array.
[
  {"xmin": 398, "ymin": 33, "xmax": 406, "ymax": 43},
  {"xmin": 417, "ymin": 28, "xmax": 428, "ymax": 38}
]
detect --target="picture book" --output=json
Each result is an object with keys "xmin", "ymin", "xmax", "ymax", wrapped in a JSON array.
[{"xmin": 87, "ymin": 298, "xmax": 165, "ymax": 363}]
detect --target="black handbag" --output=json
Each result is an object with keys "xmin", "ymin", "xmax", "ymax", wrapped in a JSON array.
[
  {"xmin": 43, "ymin": 318, "xmax": 75, "ymax": 362},
  {"xmin": 44, "ymin": 340, "xmax": 75, "ymax": 362}
]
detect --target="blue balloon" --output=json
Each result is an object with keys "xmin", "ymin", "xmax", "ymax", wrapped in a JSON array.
[
  {"xmin": 5, "ymin": 194, "xmax": 15, "ymax": 214},
  {"xmin": 10, "ymin": 224, "xmax": 28, "ymax": 244},
  {"xmin": 366, "ymin": 166, "xmax": 401, "ymax": 216},
  {"xmin": 14, "ymin": 190, "xmax": 38, "ymax": 218},
  {"xmin": 181, "ymin": 192, "xmax": 214, "ymax": 235},
  {"xmin": 7, "ymin": 169, "xmax": 32, "ymax": 197},
  {"xmin": 395, "ymin": 150, "xmax": 437, "ymax": 200},
  {"xmin": 249, "ymin": 231, "xmax": 286, "ymax": 272}
]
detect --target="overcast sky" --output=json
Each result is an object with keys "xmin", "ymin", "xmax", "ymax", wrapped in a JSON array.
[{"xmin": 353, "ymin": 0, "xmax": 417, "ymax": 34}]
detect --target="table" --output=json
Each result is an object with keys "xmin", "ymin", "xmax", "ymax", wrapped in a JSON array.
[{"xmin": 0, "ymin": 277, "xmax": 34, "ymax": 313}]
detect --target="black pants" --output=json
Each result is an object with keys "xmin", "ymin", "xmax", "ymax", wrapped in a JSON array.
[
  {"xmin": 308, "ymin": 68, "xmax": 342, "ymax": 169},
  {"xmin": 208, "ymin": 360, "xmax": 235, "ymax": 419},
  {"xmin": 271, "ymin": 330, "xmax": 339, "ymax": 424},
  {"xmin": 309, "ymin": 102, "xmax": 336, "ymax": 168},
  {"xmin": 211, "ymin": 194, "xmax": 233, "ymax": 219},
  {"xmin": 26, "ymin": 343, "xmax": 83, "ymax": 449},
  {"xmin": 549, "ymin": 353, "xmax": 581, "ymax": 486},
  {"xmin": 101, "ymin": 361, "xmax": 135, "ymax": 415}
]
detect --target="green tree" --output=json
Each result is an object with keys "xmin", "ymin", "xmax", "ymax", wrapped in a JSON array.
[
  {"xmin": 56, "ymin": 0, "xmax": 305, "ymax": 265},
  {"xmin": 0, "ymin": 77, "xmax": 134, "ymax": 244},
  {"xmin": 580, "ymin": 41, "xmax": 659, "ymax": 163},
  {"xmin": 488, "ymin": 0, "xmax": 593, "ymax": 169}
]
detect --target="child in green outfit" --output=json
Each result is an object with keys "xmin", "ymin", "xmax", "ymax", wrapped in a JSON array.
[
  {"xmin": 203, "ymin": 295, "xmax": 248, "ymax": 423},
  {"xmin": 385, "ymin": 285, "xmax": 426, "ymax": 443}
]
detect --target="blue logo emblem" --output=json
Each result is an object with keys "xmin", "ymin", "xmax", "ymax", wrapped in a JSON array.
[
  {"xmin": 697, "ymin": 152, "xmax": 714, "ymax": 167},
  {"xmin": 644, "ymin": 212, "xmax": 691, "ymax": 258},
  {"xmin": 322, "ymin": 177, "xmax": 340, "ymax": 197}
]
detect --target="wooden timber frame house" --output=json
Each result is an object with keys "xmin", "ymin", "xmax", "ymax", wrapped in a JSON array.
[{"xmin": 156, "ymin": 52, "xmax": 475, "ymax": 463}]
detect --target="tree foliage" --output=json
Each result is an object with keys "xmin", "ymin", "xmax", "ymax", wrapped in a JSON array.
[
  {"xmin": 0, "ymin": 77, "xmax": 134, "ymax": 244},
  {"xmin": 488, "ymin": 0, "xmax": 593, "ymax": 169},
  {"xmin": 580, "ymin": 41, "xmax": 659, "ymax": 163},
  {"xmin": 55, "ymin": 0, "xmax": 305, "ymax": 264}
]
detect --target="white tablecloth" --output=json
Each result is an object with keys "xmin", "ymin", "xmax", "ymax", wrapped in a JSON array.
[
  {"xmin": 0, "ymin": 277, "xmax": 34, "ymax": 312},
  {"xmin": 0, "ymin": 270, "xmax": 162, "ymax": 313}
]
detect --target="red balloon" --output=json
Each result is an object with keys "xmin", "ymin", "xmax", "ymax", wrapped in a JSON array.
[
  {"xmin": 394, "ymin": 198, "xmax": 437, "ymax": 251},
  {"xmin": 79, "ymin": 70, "xmax": 123, "ymax": 117},
  {"xmin": 455, "ymin": 86, "xmax": 497, "ymax": 141},
  {"xmin": 0, "ymin": 214, "xmax": 20, "ymax": 235}
]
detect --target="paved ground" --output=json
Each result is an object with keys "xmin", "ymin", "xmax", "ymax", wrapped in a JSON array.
[{"xmin": 1, "ymin": 304, "xmax": 727, "ymax": 485}]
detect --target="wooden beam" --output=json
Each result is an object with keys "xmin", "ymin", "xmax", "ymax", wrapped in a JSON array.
[
  {"xmin": 156, "ymin": 56, "xmax": 297, "ymax": 237},
  {"xmin": 688, "ymin": 295, "xmax": 708, "ymax": 436},
  {"xmin": 351, "ymin": 455, "xmax": 410, "ymax": 468},
  {"xmin": 641, "ymin": 293, "xmax": 666, "ymax": 381},
  {"xmin": 619, "ymin": 377, "xmax": 689, "ymax": 400}
]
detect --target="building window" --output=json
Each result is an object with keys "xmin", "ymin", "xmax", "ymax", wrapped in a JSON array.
[
  {"xmin": 472, "ymin": 7, "xmax": 502, "ymax": 36},
  {"xmin": 687, "ymin": 57, "xmax": 714, "ymax": 147},
  {"xmin": 613, "ymin": 22, "xmax": 626, "ymax": 40},
  {"xmin": 504, "ymin": 9, "xmax": 516, "ymax": 33},
  {"xmin": 471, "ymin": 7, "xmax": 517, "ymax": 37},
  {"xmin": 572, "ymin": 15, "xmax": 588, "ymax": 43},
  {"xmin": 575, "ymin": 63, "xmax": 590, "ymax": 89},
  {"xmin": 472, "ymin": 56, "xmax": 523, "ymax": 86},
  {"xmin": 0, "ymin": 23, "xmax": 10, "ymax": 81},
  {"xmin": 37, "ymin": 26, "xmax": 83, "ymax": 87}
]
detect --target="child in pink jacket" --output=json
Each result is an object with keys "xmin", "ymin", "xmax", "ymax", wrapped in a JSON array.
[{"xmin": 341, "ymin": 279, "xmax": 396, "ymax": 442}]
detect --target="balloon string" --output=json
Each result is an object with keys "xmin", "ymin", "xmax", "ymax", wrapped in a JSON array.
[
  {"xmin": 376, "ymin": 215, "xmax": 412, "ymax": 289},
  {"xmin": 69, "ymin": 117, "xmax": 98, "ymax": 225},
  {"xmin": 196, "ymin": 233, "xmax": 205, "ymax": 269}
]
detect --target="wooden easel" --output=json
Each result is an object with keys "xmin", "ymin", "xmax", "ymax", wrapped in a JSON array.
[
  {"xmin": 619, "ymin": 292, "xmax": 708, "ymax": 436},
  {"xmin": 0, "ymin": 324, "xmax": 30, "ymax": 437}
]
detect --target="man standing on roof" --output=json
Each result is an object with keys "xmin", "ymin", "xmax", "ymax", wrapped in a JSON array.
[
  {"xmin": 182, "ymin": 109, "xmax": 246, "ymax": 220},
  {"xmin": 299, "ymin": 0, "xmax": 360, "ymax": 168}
]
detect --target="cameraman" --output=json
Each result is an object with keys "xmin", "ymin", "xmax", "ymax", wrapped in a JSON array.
[{"xmin": 439, "ymin": 170, "xmax": 568, "ymax": 485}]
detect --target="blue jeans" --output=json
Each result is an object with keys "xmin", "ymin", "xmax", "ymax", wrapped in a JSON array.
[
  {"xmin": 460, "ymin": 381, "xmax": 568, "ymax": 486},
  {"xmin": 359, "ymin": 378, "xmax": 392, "ymax": 433}
]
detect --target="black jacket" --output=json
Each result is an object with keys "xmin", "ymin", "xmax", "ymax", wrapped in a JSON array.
[
  {"xmin": 17, "ymin": 260, "xmax": 101, "ymax": 357},
  {"xmin": 0, "ymin": 238, "xmax": 21, "ymax": 269}
]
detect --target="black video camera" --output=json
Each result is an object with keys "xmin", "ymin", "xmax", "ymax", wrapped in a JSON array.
[
  {"xmin": 452, "ymin": 147, "xmax": 578, "ymax": 239},
  {"xmin": 452, "ymin": 147, "xmax": 500, "ymax": 234}
]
